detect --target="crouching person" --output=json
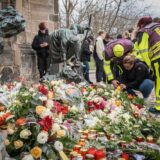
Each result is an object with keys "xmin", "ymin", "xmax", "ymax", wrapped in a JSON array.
[{"xmin": 119, "ymin": 54, "xmax": 153, "ymax": 100}]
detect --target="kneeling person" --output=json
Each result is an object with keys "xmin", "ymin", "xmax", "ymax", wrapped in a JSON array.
[{"xmin": 119, "ymin": 55, "xmax": 153, "ymax": 99}]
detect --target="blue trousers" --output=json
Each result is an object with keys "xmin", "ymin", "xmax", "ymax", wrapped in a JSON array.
[
  {"xmin": 127, "ymin": 79, "xmax": 153, "ymax": 98},
  {"xmin": 95, "ymin": 59, "xmax": 106, "ymax": 82}
]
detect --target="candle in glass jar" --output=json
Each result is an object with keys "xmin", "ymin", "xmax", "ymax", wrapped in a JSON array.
[
  {"xmin": 80, "ymin": 148, "xmax": 87, "ymax": 159},
  {"xmin": 95, "ymin": 149, "xmax": 106, "ymax": 160},
  {"xmin": 136, "ymin": 136, "xmax": 143, "ymax": 143},
  {"xmin": 88, "ymin": 130, "xmax": 97, "ymax": 140},
  {"xmin": 87, "ymin": 147, "xmax": 96, "ymax": 156},
  {"xmin": 85, "ymin": 154, "xmax": 95, "ymax": 160},
  {"xmin": 82, "ymin": 130, "xmax": 88, "ymax": 139},
  {"xmin": 73, "ymin": 145, "xmax": 81, "ymax": 153},
  {"xmin": 121, "ymin": 153, "xmax": 129, "ymax": 160},
  {"xmin": 70, "ymin": 151, "xmax": 78, "ymax": 160},
  {"xmin": 78, "ymin": 139, "xmax": 85, "ymax": 147},
  {"xmin": 147, "ymin": 135, "xmax": 154, "ymax": 143}
]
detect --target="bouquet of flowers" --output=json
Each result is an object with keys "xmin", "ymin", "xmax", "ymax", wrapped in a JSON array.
[{"xmin": 0, "ymin": 81, "xmax": 159, "ymax": 160}]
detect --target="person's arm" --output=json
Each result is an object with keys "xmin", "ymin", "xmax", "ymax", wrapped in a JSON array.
[
  {"xmin": 83, "ymin": 41, "xmax": 92, "ymax": 55},
  {"xmin": 137, "ymin": 32, "xmax": 151, "ymax": 68},
  {"xmin": 126, "ymin": 65, "xmax": 146, "ymax": 89},
  {"xmin": 32, "ymin": 36, "xmax": 41, "ymax": 51},
  {"xmin": 96, "ymin": 39, "xmax": 104, "ymax": 60},
  {"xmin": 104, "ymin": 59, "xmax": 114, "ymax": 82}
]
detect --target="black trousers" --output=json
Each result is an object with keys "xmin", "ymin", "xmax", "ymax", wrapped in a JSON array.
[{"xmin": 37, "ymin": 56, "xmax": 48, "ymax": 78}]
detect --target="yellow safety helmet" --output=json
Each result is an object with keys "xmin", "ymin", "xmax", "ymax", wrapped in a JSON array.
[{"xmin": 113, "ymin": 44, "xmax": 124, "ymax": 57}]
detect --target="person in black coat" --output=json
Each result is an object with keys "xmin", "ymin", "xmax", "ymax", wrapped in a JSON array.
[
  {"xmin": 32, "ymin": 22, "xmax": 49, "ymax": 79},
  {"xmin": 81, "ymin": 36, "xmax": 94, "ymax": 83},
  {"xmin": 118, "ymin": 54, "xmax": 153, "ymax": 99}
]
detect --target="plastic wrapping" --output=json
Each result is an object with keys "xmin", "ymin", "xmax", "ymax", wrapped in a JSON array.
[
  {"xmin": 0, "ymin": 83, "xmax": 22, "ymax": 107},
  {"xmin": 54, "ymin": 83, "xmax": 84, "ymax": 111}
]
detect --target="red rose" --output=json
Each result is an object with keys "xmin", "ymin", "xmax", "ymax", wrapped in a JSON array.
[
  {"xmin": 38, "ymin": 84, "xmax": 48, "ymax": 95},
  {"xmin": 87, "ymin": 101, "xmax": 93, "ymax": 106}
]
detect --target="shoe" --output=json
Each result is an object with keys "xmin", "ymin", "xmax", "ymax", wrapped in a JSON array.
[
  {"xmin": 39, "ymin": 77, "xmax": 45, "ymax": 83},
  {"xmin": 89, "ymin": 81, "xmax": 93, "ymax": 84},
  {"xmin": 149, "ymin": 107, "xmax": 160, "ymax": 114}
]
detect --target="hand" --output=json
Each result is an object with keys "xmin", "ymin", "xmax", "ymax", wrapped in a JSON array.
[
  {"xmin": 43, "ymin": 42, "xmax": 48, "ymax": 47},
  {"xmin": 40, "ymin": 43, "xmax": 45, "ymax": 48},
  {"xmin": 120, "ymin": 83, "xmax": 126, "ymax": 90},
  {"xmin": 112, "ymin": 80, "xmax": 120, "ymax": 88},
  {"xmin": 40, "ymin": 43, "xmax": 48, "ymax": 48}
]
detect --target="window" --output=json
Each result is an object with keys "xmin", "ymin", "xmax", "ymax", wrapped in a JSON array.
[{"xmin": 1, "ymin": 0, "xmax": 16, "ymax": 9}]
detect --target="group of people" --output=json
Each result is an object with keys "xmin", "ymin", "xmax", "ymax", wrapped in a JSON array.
[
  {"xmin": 81, "ymin": 16, "xmax": 160, "ymax": 114},
  {"xmin": 31, "ymin": 17, "xmax": 160, "ymax": 114}
]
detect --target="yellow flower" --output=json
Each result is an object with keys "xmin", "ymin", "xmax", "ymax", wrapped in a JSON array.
[
  {"xmin": 47, "ymin": 91, "xmax": 54, "ymax": 99},
  {"xmin": 31, "ymin": 146, "xmax": 42, "ymax": 159},
  {"xmin": 115, "ymin": 100, "xmax": 122, "ymax": 107},
  {"xmin": 4, "ymin": 139, "xmax": 10, "ymax": 146},
  {"xmin": 36, "ymin": 106, "xmax": 45, "ymax": 115},
  {"xmin": 117, "ymin": 85, "xmax": 121, "ymax": 91},
  {"xmin": 57, "ymin": 129, "xmax": 66, "ymax": 137},
  {"xmin": 14, "ymin": 140, "xmax": 23, "ymax": 149}
]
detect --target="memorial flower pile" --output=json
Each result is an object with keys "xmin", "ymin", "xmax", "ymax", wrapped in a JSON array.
[{"xmin": 0, "ymin": 80, "xmax": 160, "ymax": 160}]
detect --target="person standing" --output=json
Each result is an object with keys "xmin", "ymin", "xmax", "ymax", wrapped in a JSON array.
[
  {"xmin": 132, "ymin": 16, "xmax": 160, "ymax": 114},
  {"xmin": 81, "ymin": 36, "xmax": 94, "ymax": 83},
  {"xmin": 32, "ymin": 22, "xmax": 49, "ymax": 79},
  {"xmin": 93, "ymin": 30, "xmax": 106, "ymax": 83}
]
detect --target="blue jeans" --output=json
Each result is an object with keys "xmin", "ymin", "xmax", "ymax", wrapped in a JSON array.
[
  {"xmin": 127, "ymin": 79, "xmax": 153, "ymax": 98},
  {"xmin": 95, "ymin": 59, "xmax": 106, "ymax": 82},
  {"xmin": 139, "ymin": 79, "xmax": 153, "ymax": 98}
]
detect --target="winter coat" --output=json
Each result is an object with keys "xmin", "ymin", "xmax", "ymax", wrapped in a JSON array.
[
  {"xmin": 32, "ymin": 30, "xmax": 49, "ymax": 58},
  {"xmin": 120, "ymin": 61, "xmax": 151, "ymax": 89},
  {"xmin": 81, "ymin": 39, "xmax": 92, "ymax": 62}
]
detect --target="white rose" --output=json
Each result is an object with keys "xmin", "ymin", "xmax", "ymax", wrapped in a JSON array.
[
  {"xmin": 37, "ymin": 131, "xmax": 48, "ymax": 144},
  {"xmin": 39, "ymin": 96, "xmax": 47, "ymax": 101},
  {"xmin": 7, "ymin": 128, "xmax": 14, "ymax": 135},
  {"xmin": 51, "ymin": 123, "xmax": 60, "ymax": 134},
  {"xmin": 97, "ymin": 88, "xmax": 104, "ymax": 94},
  {"xmin": 40, "ymin": 108, "xmax": 53, "ymax": 119},
  {"xmin": 22, "ymin": 154, "xmax": 34, "ymax": 160},
  {"xmin": 29, "ymin": 88, "xmax": 34, "ymax": 92},
  {"xmin": 20, "ymin": 129, "xmax": 32, "ymax": 139},
  {"xmin": 70, "ymin": 105, "xmax": 78, "ymax": 112},
  {"xmin": 46, "ymin": 99, "xmax": 54, "ymax": 108}
]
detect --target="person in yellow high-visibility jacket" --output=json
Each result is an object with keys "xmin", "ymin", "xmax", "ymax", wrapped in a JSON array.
[
  {"xmin": 103, "ymin": 38, "xmax": 134, "ymax": 88},
  {"xmin": 132, "ymin": 16, "xmax": 160, "ymax": 114}
]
